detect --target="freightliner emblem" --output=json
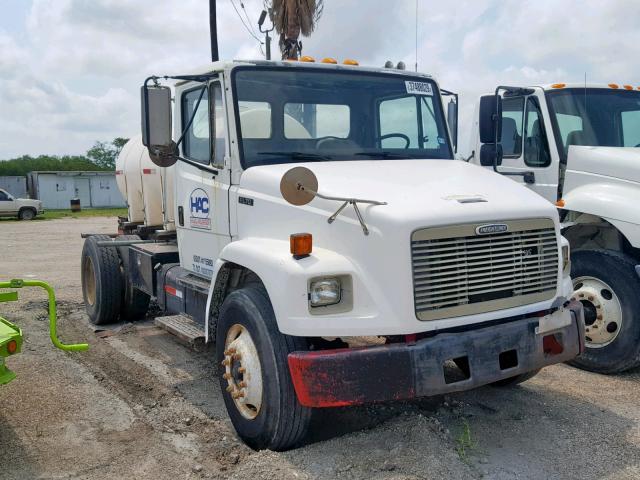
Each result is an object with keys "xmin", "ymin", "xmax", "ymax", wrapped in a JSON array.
[{"xmin": 476, "ymin": 223, "xmax": 508, "ymax": 235}]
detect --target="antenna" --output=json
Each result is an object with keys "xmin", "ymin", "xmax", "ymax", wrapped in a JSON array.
[
  {"xmin": 209, "ymin": 0, "xmax": 219, "ymax": 62},
  {"xmin": 415, "ymin": 0, "xmax": 418, "ymax": 72}
]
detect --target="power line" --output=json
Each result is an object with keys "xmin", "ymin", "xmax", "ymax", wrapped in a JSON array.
[
  {"xmin": 239, "ymin": 1, "xmax": 260, "ymax": 38},
  {"xmin": 230, "ymin": 0, "xmax": 263, "ymax": 44}
]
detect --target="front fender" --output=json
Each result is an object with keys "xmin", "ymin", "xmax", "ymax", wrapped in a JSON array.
[
  {"xmin": 204, "ymin": 238, "xmax": 380, "ymax": 338},
  {"xmin": 563, "ymin": 182, "xmax": 640, "ymax": 247}
]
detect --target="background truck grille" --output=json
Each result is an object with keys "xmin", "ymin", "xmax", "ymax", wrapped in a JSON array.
[{"xmin": 411, "ymin": 218, "xmax": 559, "ymax": 321}]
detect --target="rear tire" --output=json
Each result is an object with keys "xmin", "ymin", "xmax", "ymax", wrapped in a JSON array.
[
  {"xmin": 117, "ymin": 235, "xmax": 150, "ymax": 321},
  {"xmin": 567, "ymin": 249, "xmax": 640, "ymax": 374},
  {"xmin": 216, "ymin": 285, "xmax": 311, "ymax": 451},
  {"xmin": 81, "ymin": 234, "xmax": 122, "ymax": 325},
  {"xmin": 18, "ymin": 208, "xmax": 35, "ymax": 220}
]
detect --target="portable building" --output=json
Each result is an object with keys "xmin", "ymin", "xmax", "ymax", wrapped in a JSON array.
[
  {"xmin": 26, "ymin": 171, "xmax": 125, "ymax": 209},
  {"xmin": 0, "ymin": 176, "xmax": 27, "ymax": 198}
]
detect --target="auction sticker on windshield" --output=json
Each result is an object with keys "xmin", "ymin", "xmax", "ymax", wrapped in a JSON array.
[{"xmin": 405, "ymin": 81, "xmax": 433, "ymax": 96}]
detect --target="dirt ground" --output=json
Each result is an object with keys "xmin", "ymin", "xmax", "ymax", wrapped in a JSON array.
[{"xmin": 1, "ymin": 217, "xmax": 639, "ymax": 480}]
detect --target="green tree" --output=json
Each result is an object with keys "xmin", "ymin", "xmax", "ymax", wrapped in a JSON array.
[{"xmin": 86, "ymin": 137, "xmax": 129, "ymax": 170}]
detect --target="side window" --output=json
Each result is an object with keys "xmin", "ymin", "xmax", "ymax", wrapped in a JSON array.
[
  {"xmin": 523, "ymin": 97, "xmax": 551, "ymax": 167},
  {"xmin": 0, "ymin": 191, "xmax": 8, "ymax": 201},
  {"xmin": 555, "ymin": 113, "xmax": 583, "ymax": 151},
  {"xmin": 211, "ymin": 83, "xmax": 226, "ymax": 163},
  {"xmin": 621, "ymin": 110, "xmax": 640, "ymax": 147},
  {"xmin": 182, "ymin": 87, "xmax": 210, "ymax": 164},
  {"xmin": 501, "ymin": 97, "xmax": 524, "ymax": 157}
]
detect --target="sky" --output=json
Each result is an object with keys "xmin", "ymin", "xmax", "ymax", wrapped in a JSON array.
[{"xmin": 1, "ymin": 0, "xmax": 639, "ymax": 159}]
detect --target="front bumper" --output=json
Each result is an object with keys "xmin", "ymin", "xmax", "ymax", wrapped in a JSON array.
[{"xmin": 288, "ymin": 301, "xmax": 585, "ymax": 408}]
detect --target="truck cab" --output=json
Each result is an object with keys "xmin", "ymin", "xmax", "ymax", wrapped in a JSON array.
[
  {"xmin": 469, "ymin": 83, "xmax": 640, "ymax": 373},
  {"xmin": 82, "ymin": 60, "xmax": 584, "ymax": 450}
]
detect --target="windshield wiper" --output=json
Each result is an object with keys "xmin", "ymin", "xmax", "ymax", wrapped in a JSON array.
[
  {"xmin": 354, "ymin": 151, "xmax": 412, "ymax": 159},
  {"xmin": 257, "ymin": 151, "xmax": 333, "ymax": 161}
]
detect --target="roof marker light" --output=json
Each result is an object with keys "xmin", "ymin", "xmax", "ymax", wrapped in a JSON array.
[
  {"xmin": 300, "ymin": 56, "xmax": 315, "ymax": 62},
  {"xmin": 551, "ymin": 83, "xmax": 566, "ymax": 89},
  {"xmin": 609, "ymin": 83, "xmax": 619, "ymax": 89},
  {"xmin": 321, "ymin": 57, "xmax": 337, "ymax": 64},
  {"xmin": 624, "ymin": 85, "xmax": 633, "ymax": 90},
  {"xmin": 343, "ymin": 59, "xmax": 359, "ymax": 66}
]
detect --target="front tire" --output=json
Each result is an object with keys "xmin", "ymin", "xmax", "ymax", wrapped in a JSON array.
[
  {"xmin": 216, "ymin": 285, "xmax": 311, "ymax": 451},
  {"xmin": 18, "ymin": 208, "xmax": 35, "ymax": 220},
  {"xmin": 81, "ymin": 235, "xmax": 123, "ymax": 325},
  {"xmin": 567, "ymin": 249, "xmax": 640, "ymax": 374}
]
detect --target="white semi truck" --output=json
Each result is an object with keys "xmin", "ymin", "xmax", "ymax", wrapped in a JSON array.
[
  {"xmin": 81, "ymin": 59, "xmax": 584, "ymax": 450},
  {"xmin": 469, "ymin": 83, "xmax": 640, "ymax": 374}
]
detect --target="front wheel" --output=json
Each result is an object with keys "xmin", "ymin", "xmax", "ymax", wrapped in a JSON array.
[
  {"xmin": 18, "ymin": 208, "xmax": 35, "ymax": 220},
  {"xmin": 216, "ymin": 285, "xmax": 311, "ymax": 451},
  {"xmin": 567, "ymin": 250, "xmax": 640, "ymax": 374}
]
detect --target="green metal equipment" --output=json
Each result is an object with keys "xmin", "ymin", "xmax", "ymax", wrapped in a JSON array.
[{"xmin": 0, "ymin": 279, "xmax": 88, "ymax": 385}]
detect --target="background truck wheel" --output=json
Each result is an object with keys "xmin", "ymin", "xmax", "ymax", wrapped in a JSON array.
[
  {"xmin": 567, "ymin": 249, "xmax": 640, "ymax": 374},
  {"xmin": 18, "ymin": 208, "xmax": 35, "ymax": 220},
  {"xmin": 81, "ymin": 234, "xmax": 123, "ymax": 325},
  {"xmin": 216, "ymin": 285, "xmax": 311, "ymax": 451},
  {"xmin": 117, "ymin": 235, "xmax": 150, "ymax": 321},
  {"xmin": 491, "ymin": 369, "xmax": 541, "ymax": 387}
]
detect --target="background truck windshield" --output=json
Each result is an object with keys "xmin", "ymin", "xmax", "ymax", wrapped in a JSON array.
[
  {"xmin": 546, "ymin": 88, "xmax": 640, "ymax": 157},
  {"xmin": 232, "ymin": 67, "xmax": 452, "ymax": 168}
]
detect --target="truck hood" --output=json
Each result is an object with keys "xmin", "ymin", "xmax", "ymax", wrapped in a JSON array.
[
  {"xmin": 567, "ymin": 146, "xmax": 640, "ymax": 184},
  {"xmin": 238, "ymin": 159, "xmax": 556, "ymax": 231}
]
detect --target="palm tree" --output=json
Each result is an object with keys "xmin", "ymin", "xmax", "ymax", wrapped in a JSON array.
[{"xmin": 267, "ymin": 0, "xmax": 324, "ymax": 60}]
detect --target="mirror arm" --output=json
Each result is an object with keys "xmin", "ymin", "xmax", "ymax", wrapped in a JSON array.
[{"xmin": 296, "ymin": 183, "xmax": 387, "ymax": 236}]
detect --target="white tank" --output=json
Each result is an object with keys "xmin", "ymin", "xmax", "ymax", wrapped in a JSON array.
[{"xmin": 115, "ymin": 135, "xmax": 175, "ymax": 231}]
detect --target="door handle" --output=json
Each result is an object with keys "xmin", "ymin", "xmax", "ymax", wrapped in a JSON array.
[{"xmin": 178, "ymin": 206, "xmax": 184, "ymax": 226}]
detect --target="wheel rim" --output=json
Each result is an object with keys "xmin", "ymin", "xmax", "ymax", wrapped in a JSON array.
[
  {"xmin": 23, "ymin": 210, "xmax": 34, "ymax": 219},
  {"xmin": 83, "ymin": 256, "xmax": 97, "ymax": 306},
  {"xmin": 222, "ymin": 324, "xmax": 263, "ymax": 420},
  {"xmin": 572, "ymin": 276, "xmax": 623, "ymax": 348}
]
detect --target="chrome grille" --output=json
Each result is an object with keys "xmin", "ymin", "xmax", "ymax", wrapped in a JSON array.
[{"xmin": 411, "ymin": 219, "xmax": 559, "ymax": 320}]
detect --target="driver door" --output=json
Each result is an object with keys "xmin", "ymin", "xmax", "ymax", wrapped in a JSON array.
[
  {"xmin": 175, "ymin": 79, "xmax": 231, "ymax": 279},
  {"xmin": 492, "ymin": 94, "xmax": 560, "ymax": 202}
]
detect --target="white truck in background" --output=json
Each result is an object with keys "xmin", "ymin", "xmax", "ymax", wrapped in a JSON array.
[
  {"xmin": 0, "ymin": 188, "xmax": 43, "ymax": 220},
  {"xmin": 80, "ymin": 59, "xmax": 584, "ymax": 451},
  {"xmin": 469, "ymin": 83, "xmax": 640, "ymax": 373}
]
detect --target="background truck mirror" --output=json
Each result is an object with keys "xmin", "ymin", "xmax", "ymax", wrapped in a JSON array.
[
  {"xmin": 141, "ymin": 84, "xmax": 172, "ymax": 149},
  {"xmin": 447, "ymin": 99, "xmax": 458, "ymax": 152},
  {"xmin": 480, "ymin": 143, "xmax": 503, "ymax": 167},
  {"xmin": 479, "ymin": 95, "xmax": 502, "ymax": 144}
]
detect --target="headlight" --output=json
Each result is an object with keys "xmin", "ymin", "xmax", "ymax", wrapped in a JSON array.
[
  {"xmin": 562, "ymin": 244, "xmax": 570, "ymax": 274},
  {"xmin": 309, "ymin": 278, "xmax": 341, "ymax": 307}
]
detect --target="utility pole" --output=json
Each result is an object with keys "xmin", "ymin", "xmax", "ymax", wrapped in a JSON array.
[
  {"xmin": 258, "ymin": 9, "xmax": 274, "ymax": 60},
  {"xmin": 209, "ymin": 0, "xmax": 219, "ymax": 62}
]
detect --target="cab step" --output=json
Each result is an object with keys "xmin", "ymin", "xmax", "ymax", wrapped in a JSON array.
[{"xmin": 155, "ymin": 314, "xmax": 206, "ymax": 351}]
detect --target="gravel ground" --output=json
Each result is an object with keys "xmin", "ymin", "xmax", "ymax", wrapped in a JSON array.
[{"xmin": 1, "ymin": 217, "xmax": 639, "ymax": 479}]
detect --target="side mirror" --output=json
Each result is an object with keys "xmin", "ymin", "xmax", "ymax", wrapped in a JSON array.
[
  {"xmin": 141, "ymin": 84, "xmax": 177, "ymax": 167},
  {"xmin": 447, "ymin": 99, "xmax": 458, "ymax": 152},
  {"xmin": 480, "ymin": 143, "xmax": 503, "ymax": 167},
  {"xmin": 479, "ymin": 95, "xmax": 502, "ymax": 144},
  {"xmin": 280, "ymin": 167, "xmax": 318, "ymax": 205}
]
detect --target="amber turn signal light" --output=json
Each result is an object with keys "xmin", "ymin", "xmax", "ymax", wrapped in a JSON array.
[
  {"xmin": 7, "ymin": 340, "xmax": 17, "ymax": 355},
  {"xmin": 290, "ymin": 233, "xmax": 312, "ymax": 258},
  {"xmin": 555, "ymin": 199, "xmax": 565, "ymax": 208}
]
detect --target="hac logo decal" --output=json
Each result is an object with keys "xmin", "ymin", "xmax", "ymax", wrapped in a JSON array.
[
  {"xmin": 189, "ymin": 188, "xmax": 211, "ymax": 230},
  {"xmin": 190, "ymin": 189, "xmax": 210, "ymax": 217}
]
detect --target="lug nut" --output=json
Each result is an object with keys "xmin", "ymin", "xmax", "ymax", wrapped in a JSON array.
[
  {"xmin": 232, "ymin": 353, "xmax": 242, "ymax": 360},
  {"xmin": 221, "ymin": 358, "xmax": 231, "ymax": 366},
  {"xmin": 238, "ymin": 367, "xmax": 246, "ymax": 374},
  {"xmin": 238, "ymin": 381, "xmax": 247, "ymax": 388},
  {"xmin": 226, "ymin": 385, "xmax": 234, "ymax": 392},
  {"xmin": 233, "ymin": 391, "xmax": 245, "ymax": 399},
  {"xmin": 224, "ymin": 348, "xmax": 236, "ymax": 355},
  {"xmin": 578, "ymin": 293, "xmax": 585, "ymax": 298},
  {"xmin": 588, "ymin": 296, "xmax": 594, "ymax": 301},
  {"xmin": 597, "ymin": 315, "xmax": 603, "ymax": 320},
  {"xmin": 222, "ymin": 373, "xmax": 232, "ymax": 380}
]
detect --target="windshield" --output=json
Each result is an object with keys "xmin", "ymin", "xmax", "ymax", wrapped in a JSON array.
[
  {"xmin": 231, "ymin": 67, "xmax": 453, "ymax": 168},
  {"xmin": 546, "ymin": 88, "xmax": 640, "ymax": 158}
]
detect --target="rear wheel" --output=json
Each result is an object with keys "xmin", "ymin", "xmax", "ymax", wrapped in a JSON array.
[
  {"xmin": 81, "ymin": 235, "xmax": 122, "ymax": 325},
  {"xmin": 117, "ymin": 235, "xmax": 150, "ymax": 321},
  {"xmin": 18, "ymin": 208, "xmax": 35, "ymax": 220},
  {"xmin": 216, "ymin": 285, "xmax": 311, "ymax": 451},
  {"xmin": 567, "ymin": 250, "xmax": 640, "ymax": 374}
]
